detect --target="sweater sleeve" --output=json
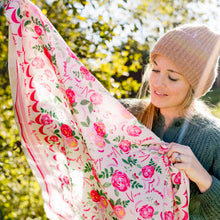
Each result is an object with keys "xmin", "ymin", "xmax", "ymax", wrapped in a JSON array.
[{"xmin": 197, "ymin": 130, "xmax": 220, "ymax": 219}]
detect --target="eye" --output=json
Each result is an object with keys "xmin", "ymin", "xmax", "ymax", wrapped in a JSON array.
[
  {"xmin": 168, "ymin": 75, "xmax": 178, "ymax": 81},
  {"xmin": 152, "ymin": 69, "xmax": 160, "ymax": 73}
]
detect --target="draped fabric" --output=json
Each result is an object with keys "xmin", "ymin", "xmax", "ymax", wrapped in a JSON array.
[{"xmin": 4, "ymin": 0, "xmax": 189, "ymax": 219}]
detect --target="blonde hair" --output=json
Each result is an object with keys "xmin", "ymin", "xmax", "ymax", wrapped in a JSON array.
[{"xmin": 137, "ymin": 63, "xmax": 195, "ymax": 130}]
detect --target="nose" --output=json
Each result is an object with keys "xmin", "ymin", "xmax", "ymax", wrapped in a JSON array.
[{"xmin": 150, "ymin": 72, "xmax": 166, "ymax": 88}]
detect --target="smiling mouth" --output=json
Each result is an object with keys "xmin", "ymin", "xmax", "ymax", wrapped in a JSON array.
[{"xmin": 154, "ymin": 90, "xmax": 168, "ymax": 97}]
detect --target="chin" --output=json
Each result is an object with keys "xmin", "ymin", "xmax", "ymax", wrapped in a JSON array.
[{"xmin": 151, "ymin": 100, "xmax": 162, "ymax": 109}]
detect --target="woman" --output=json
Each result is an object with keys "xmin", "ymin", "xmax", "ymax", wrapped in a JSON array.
[
  {"xmin": 122, "ymin": 25, "xmax": 220, "ymax": 219},
  {"xmin": 4, "ymin": 0, "xmax": 192, "ymax": 219}
]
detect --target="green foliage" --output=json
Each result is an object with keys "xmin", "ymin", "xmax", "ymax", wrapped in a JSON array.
[
  {"xmin": 0, "ymin": 148, "xmax": 47, "ymax": 220},
  {"xmin": 202, "ymin": 89, "xmax": 220, "ymax": 118},
  {"xmin": 0, "ymin": 0, "xmax": 220, "ymax": 219}
]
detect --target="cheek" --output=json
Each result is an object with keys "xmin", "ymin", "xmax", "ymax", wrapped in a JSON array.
[
  {"xmin": 171, "ymin": 83, "xmax": 189, "ymax": 99},
  {"xmin": 169, "ymin": 85, "xmax": 182, "ymax": 94},
  {"xmin": 149, "ymin": 74, "xmax": 156, "ymax": 86}
]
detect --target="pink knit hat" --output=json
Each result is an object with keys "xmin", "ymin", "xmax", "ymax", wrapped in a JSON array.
[{"xmin": 150, "ymin": 24, "xmax": 220, "ymax": 97}]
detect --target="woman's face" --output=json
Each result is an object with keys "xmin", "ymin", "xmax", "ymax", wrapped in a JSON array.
[{"xmin": 149, "ymin": 55, "xmax": 190, "ymax": 114}]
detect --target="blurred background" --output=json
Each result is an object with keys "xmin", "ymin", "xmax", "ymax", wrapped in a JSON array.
[{"xmin": 0, "ymin": 0, "xmax": 220, "ymax": 219}]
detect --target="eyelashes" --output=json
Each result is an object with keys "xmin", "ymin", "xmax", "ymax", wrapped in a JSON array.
[
  {"xmin": 152, "ymin": 69, "xmax": 160, "ymax": 73},
  {"xmin": 152, "ymin": 69, "xmax": 178, "ymax": 82},
  {"xmin": 168, "ymin": 76, "xmax": 178, "ymax": 81}
]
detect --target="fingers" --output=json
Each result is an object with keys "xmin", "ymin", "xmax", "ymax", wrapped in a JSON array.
[
  {"xmin": 170, "ymin": 152, "xmax": 187, "ymax": 164},
  {"xmin": 167, "ymin": 142, "xmax": 191, "ymax": 165},
  {"xmin": 170, "ymin": 152, "xmax": 179, "ymax": 164},
  {"xmin": 167, "ymin": 142, "xmax": 190, "ymax": 158}
]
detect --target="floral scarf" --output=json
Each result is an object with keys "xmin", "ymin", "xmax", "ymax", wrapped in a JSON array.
[{"xmin": 4, "ymin": 0, "xmax": 189, "ymax": 219}]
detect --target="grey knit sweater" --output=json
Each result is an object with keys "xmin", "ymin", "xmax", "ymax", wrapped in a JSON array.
[{"xmin": 120, "ymin": 99, "xmax": 220, "ymax": 220}]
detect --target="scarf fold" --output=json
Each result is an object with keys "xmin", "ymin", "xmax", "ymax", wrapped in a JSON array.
[{"xmin": 4, "ymin": 0, "xmax": 189, "ymax": 219}]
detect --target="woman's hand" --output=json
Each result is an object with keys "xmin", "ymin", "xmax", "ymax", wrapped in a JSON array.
[{"xmin": 167, "ymin": 142, "xmax": 213, "ymax": 193}]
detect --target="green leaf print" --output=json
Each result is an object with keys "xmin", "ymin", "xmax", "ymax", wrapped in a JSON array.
[
  {"xmin": 17, "ymin": 8, "xmax": 22, "ymax": 18},
  {"xmin": 156, "ymin": 166, "xmax": 162, "ymax": 173},
  {"xmin": 73, "ymin": 108, "xmax": 79, "ymax": 114},
  {"xmin": 175, "ymin": 195, "xmax": 181, "ymax": 205},
  {"xmin": 89, "ymin": 175, "xmax": 94, "ymax": 180},
  {"xmin": 110, "ymin": 198, "xmax": 115, "ymax": 206},
  {"xmin": 80, "ymin": 116, "xmax": 90, "ymax": 127},
  {"xmin": 104, "ymin": 168, "xmax": 109, "ymax": 178},
  {"xmin": 149, "ymin": 158, "xmax": 162, "ymax": 174},
  {"xmin": 130, "ymin": 180, "xmax": 143, "ymax": 189},
  {"xmin": 98, "ymin": 167, "xmax": 114, "ymax": 179},
  {"xmin": 122, "ymin": 156, "xmax": 137, "ymax": 167},
  {"xmin": 72, "ymin": 71, "xmax": 81, "ymax": 78},
  {"xmin": 114, "ymin": 189, "xmax": 119, "ymax": 197},
  {"xmin": 88, "ymin": 102, "xmax": 93, "ymax": 113},
  {"xmin": 44, "ymin": 24, "xmax": 50, "ymax": 32},
  {"xmin": 115, "ymin": 198, "xmax": 121, "ymax": 205},
  {"xmin": 105, "ymin": 138, "xmax": 110, "ymax": 144},
  {"xmin": 122, "ymin": 200, "xmax": 130, "ymax": 208},
  {"xmin": 80, "ymin": 99, "xmax": 90, "ymax": 105},
  {"xmin": 24, "ymin": 20, "xmax": 31, "ymax": 27},
  {"xmin": 103, "ymin": 182, "xmax": 111, "ymax": 188},
  {"xmin": 72, "ymin": 102, "xmax": 77, "ymax": 107},
  {"xmin": 130, "ymin": 144, "xmax": 138, "ymax": 148},
  {"xmin": 87, "ymin": 116, "xmax": 90, "ymax": 125},
  {"xmin": 84, "ymin": 162, "xmax": 92, "ymax": 173},
  {"xmin": 32, "ymin": 45, "xmax": 43, "ymax": 53},
  {"xmin": 51, "ymin": 54, "xmax": 56, "ymax": 65},
  {"xmin": 113, "ymin": 135, "xmax": 125, "ymax": 142},
  {"xmin": 54, "ymin": 129, "xmax": 60, "ymax": 135},
  {"xmin": 55, "ymin": 96, "xmax": 62, "ymax": 103}
]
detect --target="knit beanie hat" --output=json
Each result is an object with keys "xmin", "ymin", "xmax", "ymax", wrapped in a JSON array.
[{"xmin": 150, "ymin": 24, "xmax": 220, "ymax": 98}]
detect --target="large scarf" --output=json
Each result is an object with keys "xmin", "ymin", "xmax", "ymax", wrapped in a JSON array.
[{"xmin": 4, "ymin": 0, "xmax": 189, "ymax": 219}]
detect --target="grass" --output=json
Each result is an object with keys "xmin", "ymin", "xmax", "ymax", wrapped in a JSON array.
[{"xmin": 202, "ymin": 88, "xmax": 220, "ymax": 118}]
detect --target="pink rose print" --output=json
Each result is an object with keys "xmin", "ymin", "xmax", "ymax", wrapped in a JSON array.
[
  {"xmin": 139, "ymin": 205, "xmax": 154, "ymax": 219},
  {"xmin": 41, "ymin": 114, "xmax": 53, "ymax": 125},
  {"xmin": 164, "ymin": 211, "xmax": 174, "ymax": 220},
  {"xmin": 63, "ymin": 175, "xmax": 70, "ymax": 185},
  {"xmin": 126, "ymin": 125, "xmax": 142, "ymax": 137},
  {"xmin": 94, "ymin": 121, "xmax": 106, "ymax": 137},
  {"xmin": 94, "ymin": 135, "xmax": 106, "ymax": 148},
  {"xmin": 31, "ymin": 57, "xmax": 45, "ymax": 69},
  {"xmin": 44, "ymin": 69, "xmax": 53, "ymax": 78},
  {"xmin": 34, "ymin": 25, "xmax": 42, "ymax": 36},
  {"xmin": 80, "ymin": 66, "xmax": 95, "ymax": 81},
  {"xmin": 50, "ymin": 135, "xmax": 59, "ymax": 142},
  {"xmin": 119, "ymin": 140, "xmax": 131, "ymax": 154},
  {"xmin": 66, "ymin": 88, "xmax": 76, "ymax": 105},
  {"xmin": 90, "ymin": 92, "xmax": 103, "ymax": 105},
  {"xmin": 111, "ymin": 170, "xmax": 130, "ymax": 192},
  {"xmin": 142, "ymin": 165, "xmax": 155, "ymax": 179},
  {"xmin": 63, "ymin": 136, "xmax": 78, "ymax": 150},
  {"xmin": 97, "ymin": 196, "xmax": 108, "ymax": 212},
  {"xmin": 99, "ymin": 196, "xmax": 108, "ymax": 208},
  {"xmin": 90, "ymin": 190, "xmax": 100, "ymax": 202},
  {"xmin": 114, "ymin": 205, "xmax": 126, "ymax": 219},
  {"xmin": 61, "ymin": 124, "xmax": 73, "ymax": 137},
  {"xmin": 174, "ymin": 172, "xmax": 181, "ymax": 185}
]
